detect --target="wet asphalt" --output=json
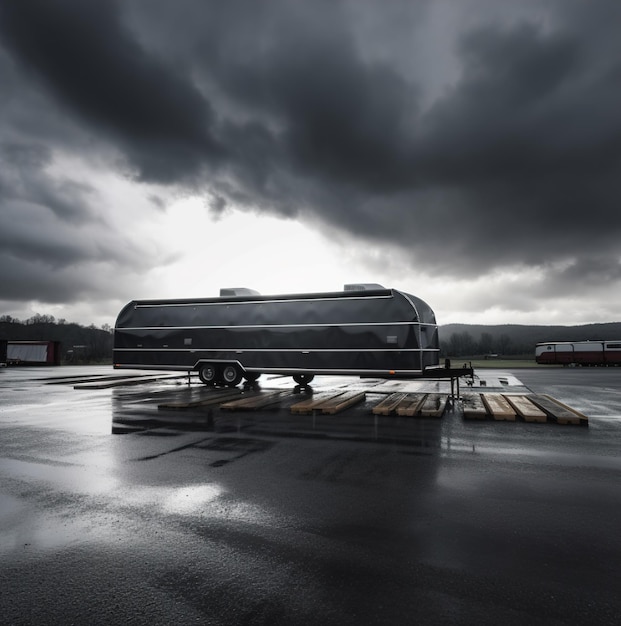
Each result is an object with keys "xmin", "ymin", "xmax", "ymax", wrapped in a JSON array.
[{"xmin": 1, "ymin": 365, "xmax": 621, "ymax": 625}]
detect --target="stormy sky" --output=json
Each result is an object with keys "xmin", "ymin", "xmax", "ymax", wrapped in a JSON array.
[{"xmin": 1, "ymin": 0, "xmax": 620, "ymax": 327}]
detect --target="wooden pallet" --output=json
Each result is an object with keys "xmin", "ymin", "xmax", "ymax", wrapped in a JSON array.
[
  {"xmin": 319, "ymin": 391, "xmax": 366, "ymax": 414},
  {"xmin": 219, "ymin": 391, "xmax": 288, "ymax": 411},
  {"xmin": 481, "ymin": 393, "xmax": 517, "ymax": 421},
  {"xmin": 371, "ymin": 392, "xmax": 446, "ymax": 418},
  {"xmin": 396, "ymin": 394, "xmax": 429, "ymax": 417},
  {"xmin": 290, "ymin": 391, "xmax": 365, "ymax": 415},
  {"xmin": 419, "ymin": 393, "xmax": 447, "ymax": 418},
  {"xmin": 372, "ymin": 393, "xmax": 409, "ymax": 416},
  {"xmin": 462, "ymin": 393, "xmax": 488, "ymax": 420},
  {"xmin": 460, "ymin": 393, "xmax": 588, "ymax": 425},
  {"xmin": 158, "ymin": 388, "xmax": 243, "ymax": 410},
  {"xmin": 529, "ymin": 394, "xmax": 589, "ymax": 426},
  {"xmin": 290, "ymin": 392, "xmax": 339, "ymax": 415},
  {"xmin": 504, "ymin": 395, "xmax": 547, "ymax": 423}
]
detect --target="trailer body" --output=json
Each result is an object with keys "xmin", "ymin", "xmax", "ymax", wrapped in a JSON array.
[
  {"xmin": 536, "ymin": 341, "xmax": 621, "ymax": 366},
  {"xmin": 5, "ymin": 341, "xmax": 61, "ymax": 366},
  {"xmin": 113, "ymin": 286, "xmax": 440, "ymax": 385}
]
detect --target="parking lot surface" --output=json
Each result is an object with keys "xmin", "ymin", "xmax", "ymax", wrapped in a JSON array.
[{"xmin": 1, "ymin": 366, "xmax": 621, "ymax": 625}]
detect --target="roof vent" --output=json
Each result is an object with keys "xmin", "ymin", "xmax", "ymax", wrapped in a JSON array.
[
  {"xmin": 344, "ymin": 283, "xmax": 385, "ymax": 291},
  {"xmin": 219, "ymin": 287, "xmax": 261, "ymax": 297}
]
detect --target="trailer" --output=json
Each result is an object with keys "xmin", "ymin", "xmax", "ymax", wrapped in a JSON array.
[
  {"xmin": 5, "ymin": 340, "xmax": 62, "ymax": 366},
  {"xmin": 536, "ymin": 341, "xmax": 621, "ymax": 366},
  {"xmin": 113, "ymin": 284, "xmax": 441, "ymax": 386}
]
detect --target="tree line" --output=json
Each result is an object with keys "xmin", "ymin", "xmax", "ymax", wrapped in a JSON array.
[
  {"xmin": 440, "ymin": 331, "xmax": 526, "ymax": 358},
  {"xmin": 439, "ymin": 321, "xmax": 621, "ymax": 358},
  {"xmin": 3, "ymin": 314, "xmax": 621, "ymax": 363}
]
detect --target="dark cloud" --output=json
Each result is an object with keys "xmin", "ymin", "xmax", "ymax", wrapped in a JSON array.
[
  {"xmin": 0, "ymin": 142, "xmax": 154, "ymax": 303},
  {"xmin": 1, "ymin": 0, "xmax": 621, "ymax": 313},
  {"xmin": 144, "ymin": 0, "xmax": 621, "ymax": 273},
  {"xmin": 0, "ymin": 143, "xmax": 97, "ymax": 222},
  {"xmin": 0, "ymin": 0, "xmax": 224, "ymax": 182}
]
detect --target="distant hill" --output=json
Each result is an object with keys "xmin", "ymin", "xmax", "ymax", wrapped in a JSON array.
[
  {"xmin": 439, "ymin": 322, "xmax": 621, "ymax": 357},
  {"xmin": 3, "ymin": 314, "xmax": 621, "ymax": 362}
]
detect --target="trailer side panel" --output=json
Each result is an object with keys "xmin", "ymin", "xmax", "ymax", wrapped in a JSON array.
[{"xmin": 114, "ymin": 288, "xmax": 439, "ymax": 379}]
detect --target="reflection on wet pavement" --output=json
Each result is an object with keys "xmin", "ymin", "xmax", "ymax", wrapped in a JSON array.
[{"xmin": 3, "ymin": 366, "xmax": 621, "ymax": 624}]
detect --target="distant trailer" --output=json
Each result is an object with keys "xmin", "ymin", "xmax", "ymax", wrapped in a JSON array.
[
  {"xmin": 113, "ymin": 285, "xmax": 441, "ymax": 386},
  {"xmin": 0, "ymin": 340, "xmax": 7, "ymax": 366},
  {"xmin": 535, "ymin": 341, "xmax": 621, "ymax": 366},
  {"xmin": 6, "ymin": 340, "xmax": 62, "ymax": 366}
]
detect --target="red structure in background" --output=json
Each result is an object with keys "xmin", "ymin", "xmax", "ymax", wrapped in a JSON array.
[{"xmin": 3, "ymin": 340, "xmax": 62, "ymax": 366}]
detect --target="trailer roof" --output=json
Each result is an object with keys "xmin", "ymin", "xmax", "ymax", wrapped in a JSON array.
[{"xmin": 131, "ymin": 287, "xmax": 395, "ymax": 306}]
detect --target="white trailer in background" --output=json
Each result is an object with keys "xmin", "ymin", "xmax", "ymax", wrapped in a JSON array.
[{"xmin": 536, "ymin": 341, "xmax": 621, "ymax": 366}]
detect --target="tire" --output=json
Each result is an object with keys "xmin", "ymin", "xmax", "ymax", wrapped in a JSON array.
[
  {"xmin": 222, "ymin": 364, "xmax": 242, "ymax": 387},
  {"xmin": 243, "ymin": 372, "xmax": 261, "ymax": 383},
  {"xmin": 293, "ymin": 373, "xmax": 314, "ymax": 385},
  {"xmin": 198, "ymin": 363, "xmax": 218, "ymax": 385}
]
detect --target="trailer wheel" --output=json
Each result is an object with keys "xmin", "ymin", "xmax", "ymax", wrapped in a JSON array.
[
  {"xmin": 293, "ymin": 373, "xmax": 314, "ymax": 385},
  {"xmin": 198, "ymin": 363, "xmax": 218, "ymax": 385},
  {"xmin": 222, "ymin": 364, "xmax": 242, "ymax": 387},
  {"xmin": 243, "ymin": 372, "xmax": 261, "ymax": 383}
]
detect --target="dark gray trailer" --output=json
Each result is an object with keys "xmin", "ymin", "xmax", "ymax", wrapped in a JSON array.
[{"xmin": 113, "ymin": 285, "xmax": 440, "ymax": 386}]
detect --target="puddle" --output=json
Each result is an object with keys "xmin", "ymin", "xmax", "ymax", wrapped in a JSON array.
[{"xmin": 0, "ymin": 457, "xmax": 117, "ymax": 494}]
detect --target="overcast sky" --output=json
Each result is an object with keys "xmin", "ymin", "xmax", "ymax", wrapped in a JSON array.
[{"xmin": 1, "ymin": 0, "xmax": 620, "ymax": 328}]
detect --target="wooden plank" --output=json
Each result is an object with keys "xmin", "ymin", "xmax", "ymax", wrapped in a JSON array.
[
  {"xmin": 47, "ymin": 375, "xmax": 131, "ymax": 385},
  {"xmin": 546, "ymin": 396, "xmax": 589, "ymax": 426},
  {"xmin": 503, "ymin": 395, "xmax": 547, "ymax": 423},
  {"xmin": 290, "ymin": 392, "xmax": 343, "ymax": 415},
  {"xmin": 319, "ymin": 391, "xmax": 366, "ymax": 414},
  {"xmin": 74, "ymin": 374, "xmax": 187, "ymax": 389},
  {"xmin": 292, "ymin": 391, "xmax": 356, "ymax": 414},
  {"xmin": 396, "ymin": 394, "xmax": 428, "ymax": 417},
  {"xmin": 481, "ymin": 393, "xmax": 517, "ymax": 421},
  {"xmin": 216, "ymin": 393, "xmax": 263, "ymax": 410},
  {"xmin": 158, "ymin": 388, "xmax": 242, "ymax": 410},
  {"xmin": 419, "ymin": 393, "xmax": 447, "ymax": 418},
  {"xmin": 372, "ymin": 393, "xmax": 409, "ymax": 416},
  {"xmin": 529, "ymin": 394, "xmax": 589, "ymax": 426},
  {"xmin": 219, "ymin": 391, "xmax": 287, "ymax": 411},
  {"xmin": 462, "ymin": 393, "xmax": 488, "ymax": 420}
]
